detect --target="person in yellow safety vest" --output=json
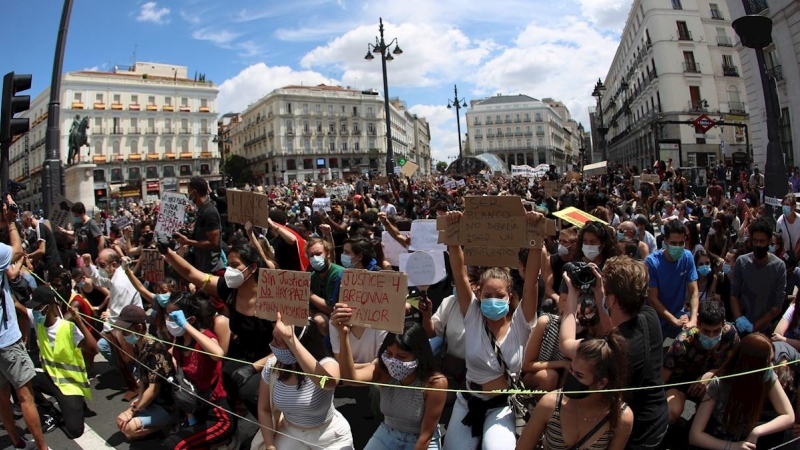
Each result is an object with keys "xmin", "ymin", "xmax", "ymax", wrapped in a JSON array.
[{"xmin": 26, "ymin": 283, "xmax": 97, "ymax": 439}]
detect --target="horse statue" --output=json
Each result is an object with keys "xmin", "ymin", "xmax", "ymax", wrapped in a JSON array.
[{"xmin": 67, "ymin": 115, "xmax": 89, "ymax": 165}]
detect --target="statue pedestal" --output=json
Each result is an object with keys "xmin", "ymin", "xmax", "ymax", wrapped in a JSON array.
[{"xmin": 64, "ymin": 164, "xmax": 97, "ymax": 213}]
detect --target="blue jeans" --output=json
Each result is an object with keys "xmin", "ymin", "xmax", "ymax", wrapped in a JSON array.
[
  {"xmin": 364, "ymin": 422, "xmax": 441, "ymax": 450},
  {"xmin": 97, "ymin": 337, "xmax": 115, "ymax": 365},
  {"xmin": 135, "ymin": 404, "xmax": 171, "ymax": 427}
]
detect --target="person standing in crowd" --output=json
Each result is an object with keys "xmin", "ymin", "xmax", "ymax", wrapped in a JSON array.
[
  {"xmin": 113, "ymin": 305, "xmax": 176, "ymax": 442},
  {"xmin": 662, "ymin": 300, "xmax": 739, "ymax": 426},
  {"xmin": 20, "ymin": 211, "xmax": 60, "ymax": 280},
  {"xmin": 378, "ymin": 194, "xmax": 397, "ymax": 216},
  {"xmin": 517, "ymin": 333, "xmax": 633, "ymax": 450},
  {"xmin": 560, "ymin": 256, "xmax": 669, "ymax": 449},
  {"xmin": 645, "ymin": 219, "xmax": 699, "ymax": 338},
  {"xmin": 731, "ymin": 218, "xmax": 786, "ymax": 335},
  {"xmin": 0, "ymin": 195, "xmax": 51, "ymax": 450},
  {"xmin": 443, "ymin": 210, "xmax": 541, "ymax": 450},
  {"xmin": 70, "ymin": 202, "xmax": 104, "ymax": 261},
  {"xmin": 84, "ymin": 249, "xmax": 142, "ymax": 400},
  {"xmin": 776, "ymin": 193, "xmax": 800, "ymax": 256},
  {"xmin": 174, "ymin": 177, "xmax": 224, "ymax": 274},
  {"xmin": 689, "ymin": 333, "xmax": 794, "ymax": 449}
]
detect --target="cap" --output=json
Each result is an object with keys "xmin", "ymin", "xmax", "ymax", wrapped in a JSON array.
[
  {"xmin": 26, "ymin": 286, "xmax": 58, "ymax": 309},
  {"xmin": 633, "ymin": 214, "xmax": 649, "ymax": 226},
  {"xmin": 354, "ymin": 194, "xmax": 363, "ymax": 202},
  {"xmin": 114, "ymin": 305, "xmax": 148, "ymax": 329}
]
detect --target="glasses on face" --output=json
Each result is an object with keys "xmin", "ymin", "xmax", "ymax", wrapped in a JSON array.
[{"xmin": 97, "ymin": 261, "xmax": 112, "ymax": 269}]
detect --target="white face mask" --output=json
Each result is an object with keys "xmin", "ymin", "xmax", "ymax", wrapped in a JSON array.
[
  {"xmin": 166, "ymin": 320, "xmax": 186, "ymax": 337},
  {"xmin": 582, "ymin": 244, "xmax": 601, "ymax": 261},
  {"xmin": 557, "ymin": 244, "xmax": 570, "ymax": 257},
  {"xmin": 224, "ymin": 266, "xmax": 250, "ymax": 289}
]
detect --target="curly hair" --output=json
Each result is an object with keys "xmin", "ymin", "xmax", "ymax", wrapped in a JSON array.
[
  {"xmin": 603, "ymin": 256, "xmax": 648, "ymax": 316},
  {"xmin": 579, "ymin": 221, "xmax": 619, "ymax": 261}
]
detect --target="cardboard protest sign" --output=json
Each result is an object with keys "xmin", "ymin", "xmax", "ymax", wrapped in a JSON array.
[
  {"xmin": 583, "ymin": 161, "xmax": 607, "ymax": 176},
  {"xmin": 49, "ymin": 194, "xmax": 73, "ymax": 229},
  {"xmin": 553, "ymin": 207, "xmax": 608, "ymax": 228},
  {"xmin": 457, "ymin": 179, "xmax": 467, "ymax": 187},
  {"xmin": 542, "ymin": 181, "xmax": 560, "ymax": 198},
  {"xmin": 403, "ymin": 251, "xmax": 446, "ymax": 287},
  {"xmin": 382, "ymin": 231, "xmax": 409, "ymax": 267},
  {"xmin": 312, "ymin": 197, "xmax": 331, "ymax": 213},
  {"xmin": 640, "ymin": 173, "xmax": 660, "ymax": 184},
  {"xmin": 141, "ymin": 250, "xmax": 164, "ymax": 284},
  {"xmin": 227, "ymin": 190, "xmax": 271, "ymax": 228},
  {"xmin": 566, "ymin": 171, "xmax": 581, "ymax": 182},
  {"xmin": 115, "ymin": 216, "xmax": 131, "ymax": 230},
  {"xmin": 339, "ymin": 270, "xmax": 408, "ymax": 333},
  {"xmin": 255, "ymin": 269, "xmax": 311, "ymax": 326},
  {"xmin": 155, "ymin": 192, "xmax": 188, "ymax": 236},
  {"xmin": 400, "ymin": 161, "xmax": 419, "ymax": 177},
  {"xmin": 464, "ymin": 247, "xmax": 520, "ymax": 267},
  {"xmin": 409, "ymin": 220, "xmax": 446, "ymax": 252}
]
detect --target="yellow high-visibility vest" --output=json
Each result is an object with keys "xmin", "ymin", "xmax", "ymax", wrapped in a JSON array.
[{"xmin": 37, "ymin": 320, "xmax": 92, "ymax": 400}]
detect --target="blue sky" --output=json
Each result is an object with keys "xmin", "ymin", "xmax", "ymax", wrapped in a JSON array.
[{"xmin": 0, "ymin": 0, "xmax": 629, "ymax": 162}]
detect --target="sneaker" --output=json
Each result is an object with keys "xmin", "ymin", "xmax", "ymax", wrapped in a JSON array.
[
  {"xmin": 16, "ymin": 440, "xmax": 35, "ymax": 450},
  {"xmin": 41, "ymin": 413, "xmax": 59, "ymax": 433}
]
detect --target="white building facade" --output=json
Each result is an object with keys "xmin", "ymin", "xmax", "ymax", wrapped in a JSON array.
[
  {"xmin": 228, "ymin": 85, "xmax": 431, "ymax": 184},
  {"xmin": 727, "ymin": 0, "xmax": 799, "ymax": 170},
  {"xmin": 9, "ymin": 62, "xmax": 220, "ymax": 211},
  {"xmin": 598, "ymin": 0, "xmax": 751, "ymax": 171},
  {"xmin": 465, "ymin": 94, "xmax": 572, "ymax": 172}
]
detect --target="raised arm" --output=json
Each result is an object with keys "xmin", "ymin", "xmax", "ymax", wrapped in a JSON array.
[
  {"xmin": 158, "ymin": 235, "xmax": 220, "ymax": 298},
  {"xmin": 446, "ymin": 212, "xmax": 471, "ymax": 317},
  {"xmin": 330, "ymin": 304, "xmax": 388, "ymax": 386},
  {"xmin": 521, "ymin": 211, "xmax": 544, "ymax": 323},
  {"xmin": 123, "ymin": 261, "xmax": 155, "ymax": 304}
]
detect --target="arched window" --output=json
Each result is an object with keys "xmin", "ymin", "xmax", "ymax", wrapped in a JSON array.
[
  {"xmin": 130, "ymin": 139, "xmax": 138, "ymax": 154},
  {"xmin": 181, "ymin": 140, "xmax": 189, "ymax": 153},
  {"xmin": 94, "ymin": 141, "xmax": 103, "ymax": 155},
  {"xmin": 164, "ymin": 139, "xmax": 172, "ymax": 153},
  {"xmin": 147, "ymin": 140, "xmax": 155, "ymax": 153},
  {"xmin": 112, "ymin": 141, "xmax": 120, "ymax": 154},
  {"xmin": 200, "ymin": 140, "xmax": 208, "ymax": 152}
]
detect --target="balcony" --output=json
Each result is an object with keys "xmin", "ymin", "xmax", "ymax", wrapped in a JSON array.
[
  {"xmin": 717, "ymin": 35, "xmax": 733, "ymax": 47},
  {"xmin": 111, "ymin": 103, "xmax": 123, "ymax": 111},
  {"xmin": 677, "ymin": 30, "xmax": 693, "ymax": 41},
  {"xmin": 747, "ymin": 0, "xmax": 768, "ymax": 14},
  {"xmin": 268, "ymin": 131, "xmax": 274, "ymax": 138},
  {"xmin": 768, "ymin": 65, "xmax": 783, "ymax": 82},
  {"xmin": 487, "ymin": 133, "xmax": 495, "ymax": 138},
  {"xmin": 129, "ymin": 154, "xmax": 143, "ymax": 161},
  {"xmin": 524, "ymin": 131, "xmax": 533, "ymax": 136},
  {"xmin": 486, "ymin": 119, "xmax": 493, "ymax": 125},
  {"xmin": 129, "ymin": 128, "xmax": 141, "ymax": 135},
  {"xmin": 165, "ymin": 153, "xmax": 177, "ymax": 159},
  {"xmin": 200, "ymin": 128, "xmax": 212, "ymax": 134},
  {"xmin": 180, "ymin": 152, "xmax": 193, "ymax": 159},
  {"xmin": 514, "ymin": 118, "xmax": 521, "ymax": 123},
  {"xmin": 497, "ymin": 131, "xmax": 504, "ymax": 137},
  {"xmin": 473, "ymin": 120, "xmax": 481, "ymax": 126},
  {"xmin": 93, "ymin": 103, "xmax": 106, "ymax": 110},
  {"xmin": 146, "ymin": 104, "xmax": 157, "ymax": 111},
  {"xmin": 683, "ymin": 61, "xmax": 701, "ymax": 73},
  {"xmin": 302, "ymin": 129, "xmax": 312, "ymax": 136},
  {"xmin": 536, "ymin": 130, "xmax": 545, "ymax": 136},
  {"xmin": 147, "ymin": 153, "xmax": 160, "ymax": 160},
  {"xmin": 523, "ymin": 117, "xmax": 531, "ymax": 122},
  {"xmin": 286, "ymin": 129, "xmax": 294, "ymax": 135},
  {"xmin": 722, "ymin": 64, "xmax": 739, "ymax": 77},
  {"xmin": 339, "ymin": 129, "xmax": 349, "ymax": 135},
  {"xmin": 352, "ymin": 129, "xmax": 362, "ymax": 135},
  {"xmin": 504, "ymin": 118, "xmax": 512, "ymax": 124},
  {"xmin": 179, "ymin": 128, "xmax": 191, "ymax": 134},
  {"xmin": 162, "ymin": 127, "xmax": 175, "ymax": 135},
  {"xmin": 729, "ymin": 102, "xmax": 746, "ymax": 114},
  {"xmin": 514, "ymin": 131, "xmax": 523, "ymax": 137},
  {"xmin": 92, "ymin": 155, "xmax": 107, "ymax": 164},
  {"xmin": 366, "ymin": 113, "xmax": 377, "ymax": 119},
  {"xmin": 200, "ymin": 151, "xmax": 213, "ymax": 158},
  {"xmin": 110, "ymin": 127, "xmax": 124, "ymax": 135},
  {"xmin": 129, "ymin": 103, "xmax": 141, "ymax": 111},
  {"xmin": 367, "ymin": 130, "xmax": 376, "ymax": 136},
  {"xmin": 199, "ymin": 106, "xmax": 211, "ymax": 113},
  {"xmin": 179, "ymin": 106, "xmax": 191, "ymax": 113},
  {"xmin": 711, "ymin": 9, "xmax": 725, "ymax": 20},
  {"xmin": 70, "ymin": 102, "xmax": 84, "ymax": 109},
  {"xmin": 474, "ymin": 135, "xmax": 483, "ymax": 139},
  {"xmin": 163, "ymin": 105, "xmax": 174, "ymax": 112},
  {"xmin": 146, "ymin": 127, "xmax": 158, "ymax": 134}
]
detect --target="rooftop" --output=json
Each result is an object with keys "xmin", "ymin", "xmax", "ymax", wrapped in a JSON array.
[{"xmin": 476, "ymin": 94, "xmax": 540, "ymax": 106}]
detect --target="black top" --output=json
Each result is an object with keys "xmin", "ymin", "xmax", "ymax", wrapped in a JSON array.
[
  {"xmin": 191, "ymin": 199, "xmax": 223, "ymax": 273},
  {"xmin": 550, "ymin": 254, "xmax": 567, "ymax": 297},
  {"xmin": 616, "ymin": 305, "xmax": 669, "ymax": 447},
  {"xmin": 38, "ymin": 222, "xmax": 61, "ymax": 272},
  {"xmin": 270, "ymin": 234, "xmax": 302, "ymax": 272},
  {"xmin": 76, "ymin": 218, "xmax": 103, "ymax": 260},
  {"xmin": 217, "ymin": 276, "xmax": 273, "ymax": 362}
]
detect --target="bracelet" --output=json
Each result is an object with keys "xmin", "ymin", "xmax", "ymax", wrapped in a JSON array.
[
  {"xmin": 725, "ymin": 441, "xmax": 731, "ymax": 450},
  {"xmin": 201, "ymin": 273, "xmax": 212, "ymax": 290}
]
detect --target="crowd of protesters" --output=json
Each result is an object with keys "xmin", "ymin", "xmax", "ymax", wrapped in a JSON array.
[{"xmin": 0, "ymin": 160, "xmax": 797, "ymax": 450}]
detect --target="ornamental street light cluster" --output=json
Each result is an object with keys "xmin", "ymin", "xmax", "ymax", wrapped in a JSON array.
[
  {"xmin": 364, "ymin": 18, "xmax": 403, "ymax": 176},
  {"xmin": 446, "ymin": 84, "xmax": 468, "ymax": 162}
]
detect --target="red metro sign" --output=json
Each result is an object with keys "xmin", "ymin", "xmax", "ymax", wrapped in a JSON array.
[{"xmin": 693, "ymin": 114, "xmax": 716, "ymax": 134}]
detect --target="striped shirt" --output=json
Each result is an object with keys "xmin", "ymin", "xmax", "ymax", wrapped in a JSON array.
[{"xmin": 261, "ymin": 357, "xmax": 336, "ymax": 428}]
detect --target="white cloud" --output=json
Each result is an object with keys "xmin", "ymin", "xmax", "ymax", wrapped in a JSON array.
[
  {"xmin": 217, "ymin": 63, "xmax": 333, "ymax": 114},
  {"xmin": 575, "ymin": 0, "xmax": 631, "ymax": 32},
  {"xmin": 136, "ymin": 2, "xmax": 170, "ymax": 25},
  {"xmin": 192, "ymin": 28, "xmax": 242, "ymax": 46},
  {"xmin": 300, "ymin": 22, "xmax": 496, "ymax": 91}
]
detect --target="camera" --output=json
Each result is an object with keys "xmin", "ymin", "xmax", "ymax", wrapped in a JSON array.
[
  {"xmin": 577, "ymin": 297, "xmax": 600, "ymax": 327},
  {"xmin": 563, "ymin": 261, "xmax": 597, "ymax": 293},
  {"xmin": 2, "ymin": 193, "xmax": 19, "ymax": 214}
]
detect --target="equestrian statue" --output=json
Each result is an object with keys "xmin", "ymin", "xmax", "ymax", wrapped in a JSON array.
[{"xmin": 67, "ymin": 115, "xmax": 89, "ymax": 165}]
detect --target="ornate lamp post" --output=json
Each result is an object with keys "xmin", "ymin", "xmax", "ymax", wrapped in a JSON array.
[
  {"xmin": 364, "ymin": 18, "xmax": 403, "ymax": 176},
  {"xmin": 591, "ymin": 78, "xmax": 610, "ymax": 162},
  {"xmin": 446, "ymin": 84, "xmax": 468, "ymax": 162}
]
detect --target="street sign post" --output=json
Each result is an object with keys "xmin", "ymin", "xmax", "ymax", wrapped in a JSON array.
[{"xmin": 693, "ymin": 114, "xmax": 716, "ymax": 134}]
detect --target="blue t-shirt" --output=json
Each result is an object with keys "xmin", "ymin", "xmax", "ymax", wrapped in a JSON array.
[
  {"xmin": 645, "ymin": 249, "xmax": 698, "ymax": 323},
  {"xmin": 0, "ymin": 243, "xmax": 21, "ymax": 348}
]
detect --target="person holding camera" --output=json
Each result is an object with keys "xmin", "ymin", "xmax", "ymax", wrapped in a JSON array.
[
  {"xmin": 70, "ymin": 202, "xmax": 104, "ymax": 261},
  {"xmin": 174, "ymin": 177, "xmax": 223, "ymax": 274}
]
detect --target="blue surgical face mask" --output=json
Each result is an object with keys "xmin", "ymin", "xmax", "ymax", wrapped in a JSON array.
[
  {"xmin": 124, "ymin": 333, "xmax": 140, "ymax": 345},
  {"xmin": 722, "ymin": 263, "xmax": 732, "ymax": 275},
  {"xmin": 698, "ymin": 331, "xmax": 721, "ymax": 350},
  {"xmin": 769, "ymin": 245, "xmax": 776, "ymax": 253},
  {"xmin": 480, "ymin": 298, "xmax": 509, "ymax": 321},
  {"xmin": 697, "ymin": 265, "xmax": 712, "ymax": 277},
  {"xmin": 340, "ymin": 254, "xmax": 355, "ymax": 269},
  {"xmin": 616, "ymin": 231, "xmax": 625, "ymax": 241},
  {"xmin": 601, "ymin": 296, "xmax": 611, "ymax": 315},
  {"xmin": 783, "ymin": 205, "xmax": 793, "ymax": 217},
  {"xmin": 310, "ymin": 255, "xmax": 327, "ymax": 272},
  {"xmin": 32, "ymin": 307, "xmax": 47, "ymax": 325},
  {"xmin": 269, "ymin": 344, "xmax": 298, "ymax": 365},
  {"xmin": 154, "ymin": 293, "xmax": 171, "ymax": 308},
  {"xmin": 764, "ymin": 366, "xmax": 774, "ymax": 383},
  {"xmin": 73, "ymin": 216, "xmax": 82, "ymax": 225},
  {"xmin": 75, "ymin": 281, "xmax": 85, "ymax": 290}
]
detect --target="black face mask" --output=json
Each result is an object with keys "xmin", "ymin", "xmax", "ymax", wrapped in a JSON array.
[
  {"xmin": 563, "ymin": 372, "xmax": 592, "ymax": 399},
  {"xmin": 754, "ymin": 245, "xmax": 769, "ymax": 259}
]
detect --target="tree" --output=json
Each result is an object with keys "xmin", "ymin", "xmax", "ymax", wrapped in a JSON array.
[
  {"xmin": 436, "ymin": 161, "xmax": 448, "ymax": 173},
  {"xmin": 223, "ymin": 155, "xmax": 253, "ymax": 187}
]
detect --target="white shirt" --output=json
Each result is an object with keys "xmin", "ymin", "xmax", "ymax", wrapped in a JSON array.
[
  {"xmin": 642, "ymin": 230, "xmax": 657, "ymax": 253},
  {"xmin": 380, "ymin": 203, "xmax": 397, "ymax": 216},
  {"xmin": 463, "ymin": 297, "xmax": 534, "ymax": 385},
  {"xmin": 329, "ymin": 323, "xmax": 387, "ymax": 364},
  {"xmin": 432, "ymin": 295, "xmax": 466, "ymax": 359},
  {"xmin": 777, "ymin": 213, "xmax": 800, "ymax": 253},
  {"xmin": 86, "ymin": 265, "xmax": 142, "ymax": 332},
  {"xmin": 27, "ymin": 311, "xmax": 84, "ymax": 348}
]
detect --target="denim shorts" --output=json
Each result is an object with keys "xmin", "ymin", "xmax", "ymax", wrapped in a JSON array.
[
  {"xmin": 364, "ymin": 422, "xmax": 441, "ymax": 450},
  {"xmin": 135, "ymin": 404, "xmax": 171, "ymax": 428}
]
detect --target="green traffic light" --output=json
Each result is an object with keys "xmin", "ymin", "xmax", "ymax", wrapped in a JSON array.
[{"xmin": 398, "ymin": 158, "xmax": 406, "ymax": 166}]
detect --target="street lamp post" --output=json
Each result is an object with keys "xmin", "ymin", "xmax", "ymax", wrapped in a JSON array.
[
  {"xmin": 364, "ymin": 18, "xmax": 403, "ymax": 177},
  {"xmin": 591, "ymin": 79, "xmax": 610, "ymax": 162},
  {"xmin": 212, "ymin": 134, "xmax": 231, "ymax": 187},
  {"xmin": 446, "ymin": 84, "xmax": 468, "ymax": 163},
  {"xmin": 732, "ymin": 6, "xmax": 787, "ymax": 217}
]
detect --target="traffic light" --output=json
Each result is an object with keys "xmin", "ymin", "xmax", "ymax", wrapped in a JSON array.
[
  {"xmin": 398, "ymin": 158, "xmax": 407, "ymax": 166},
  {"xmin": 95, "ymin": 188, "xmax": 108, "ymax": 204},
  {"xmin": 1, "ymin": 72, "xmax": 32, "ymax": 143}
]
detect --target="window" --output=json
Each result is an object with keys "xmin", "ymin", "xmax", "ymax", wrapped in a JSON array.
[
  {"xmin": 131, "ymin": 95, "xmax": 138, "ymax": 104},
  {"xmin": 181, "ymin": 97, "xmax": 188, "ymax": 106},
  {"xmin": 165, "ymin": 97, "xmax": 172, "ymax": 106},
  {"xmin": 286, "ymin": 120, "xmax": 293, "ymax": 132},
  {"xmin": 342, "ymin": 142, "xmax": 348, "ymax": 152},
  {"xmin": 538, "ymin": 138, "xmax": 544, "ymax": 146},
  {"xmin": 710, "ymin": 3, "xmax": 723, "ymax": 19},
  {"xmin": 111, "ymin": 168, "xmax": 123, "ymax": 182},
  {"xmin": 304, "ymin": 122, "xmax": 310, "ymax": 132},
  {"xmin": 354, "ymin": 141, "xmax": 360, "ymax": 151},
  {"xmin": 476, "ymin": 141, "xmax": 483, "ymax": 151},
  {"xmin": 352, "ymin": 106, "xmax": 358, "ymax": 117},
  {"xmin": 74, "ymin": 92, "xmax": 82, "ymax": 102},
  {"xmin": 93, "ymin": 169, "xmax": 105, "ymax": 182},
  {"xmin": 287, "ymin": 103, "xmax": 292, "ymax": 113},
  {"xmin": 329, "ymin": 158, "xmax": 339, "ymax": 169},
  {"xmin": 689, "ymin": 86, "xmax": 702, "ymax": 110},
  {"xmin": 316, "ymin": 104, "xmax": 321, "ymax": 114},
  {"xmin": 180, "ymin": 165, "xmax": 192, "ymax": 176},
  {"xmin": 112, "ymin": 141, "xmax": 120, "ymax": 154},
  {"xmin": 302, "ymin": 104, "xmax": 309, "ymax": 114},
  {"xmin": 200, "ymin": 164, "xmax": 210, "ymax": 175},
  {"xmin": 201, "ymin": 140, "xmax": 208, "ymax": 152},
  {"xmin": 286, "ymin": 159, "xmax": 296, "ymax": 170},
  {"xmin": 94, "ymin": 117, "xmax": 103, "ymax": 129},
  {"xmin": 496, "ymin": 115, "xmax": 502, "ymax": 123},
  {"xmin": 505, "ymin": 114, "xmax": 511, "ymax": 123},
  {"xmin": 128, "ymin": 167, "xmax": 140, "ymax": 180},
  {"xmin": 181, "ymin": 140, "xmax": 189, "ymax": 152},
  {"xmin": 304, "ymin": 139, "xmax": 311, "ymax": 150},
  {"xmin": 147, "ymin": 140, "xmax": 155, "ymax": 153},
  {"xmin": 113, "ymin": 94, "xmax": 121, "ymax": 103},
  {"xmin": 200, "ymin": 98, "xmax": 208, "ymax": 107},
  {"xmin": 148, "ymin": 96, "xmax": 155, "ymax": 105},
  {"xmin": 367, "ymin": 123, "xmax": 375, "ymax": 134},
  {"xmin": 677, "ymin": 21, "xmax": 691, "ymax": 40},
  {"xmin": 369, "ymin": 139, "xmax": 376, "ymax": 149},
  {"xmin": 328, "ymin": 122, "xmax": 335, "ymax": 132},
  {"xmin": 130, "ymin": 118, "xmax": 138, "ymax": 131},
  {"xmin": 145, "ymin": 166, "xmax": 158, "ymax": 179},
  {"xmin": 329, "ymin": 141, "xmax": 335, "ymax": 151},
  {"xmin": 163, "ymin": 166, "xmax": 175, "ymax": 177},
  {"xmin": 94, "ymin": 141, "xmax": 103, "ymax": 155},
  {"xmin": 683, "ymin": 51, "xmax": 698, "ymax": 72},
  {"xmin": 95, "ymin": 93, "xmax": 104, "ymax": 103},
  {"xmin": 672, "ymin": 0, "xmax": 682, "ymax": 10},
  {"xmin": 316, "ymin": 121, "xmax": 322, "ymax": 132},
  {"xmin": 328, "ymin": 105, "xmax": 333, "ymax": 115},
  {"xmin": 535, "ymin": 113, "xmax": 542, "ymax": 121},
  {"xmin": 164, "ymin": 140, "xmax": 171, "ymax": 153},
  {"xmin": 304, "ymin": 159, "xmax": 313, "ymax": 170},
  {"xmin": 367, "ymin": 106, "xmax": 374, "ymax": 117},
  {"xmin": 526, "ymin": 139, "xmax": 532, "ymax": 149},
  {"xmin": 341, "ymin": 105, "xmax": 346, "ymax": 113},
  {"xmin": 130, "ymin": 140, "xmax": 139, "ymax": 154},
  {"xmin": 316, "ymin": 138, "xmax": 322, "ymax": 149}
]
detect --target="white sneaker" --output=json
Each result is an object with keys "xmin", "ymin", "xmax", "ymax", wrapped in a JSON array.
[{"xmin": 20, "ymin": 440, "xmax": 36, "ymax": 450}]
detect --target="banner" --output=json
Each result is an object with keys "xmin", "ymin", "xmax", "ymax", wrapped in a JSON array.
[
  {"xmin": 154, "ymin": 192, "xmax": 188, "ymax": 236},
  {"xmin": 402, "ymin": 251, "xmax": 446, "ymax": 287},
  {"xmin": 255, "ymin": 269, "xmax": 311, "ymax": 326},
  {"xmin": 339, "ymin": 270, "xmax": 408, "ymax": 333},
  {"xmin": 227, "ymin": 190, "xmax": 271, "ymax": 227},
  {"xmin": 48, "ymin": 194, "xmax": 73, "ymax": 229},
  {"xmin": 583, "ymin": 161, "xmax": 608, "ymax": 176},
  {"xmin": 141, "ymin": 250, "xmax": 164, "ymax": 284},
  {"xmin": 382, "ymin": 231, "xmax": 409, "ymax": 267},
  {"xmin": 408, "ymin": 220, "xmax": 446, "ymax": 252},
  {"xmin": 312, "ymin": 197, "xmax": 331, "ymax": 213}
]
